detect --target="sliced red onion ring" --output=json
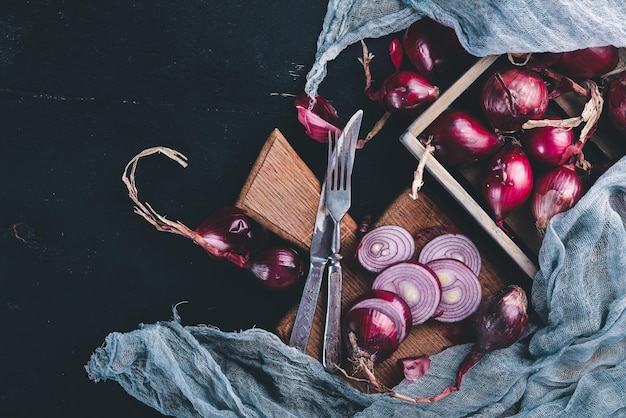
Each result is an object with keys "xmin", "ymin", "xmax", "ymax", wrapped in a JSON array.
[
  {"xmin": 372, "ymin": 262, "xmax": 441, "ymax": 324},
  {"xmin": 349, "ymin": 289, "xmax": 413, "ymax": 342},
  {"xmin": 356, "ymin": 225, "xmax": 416, "ymax": 272},
  {"xmin": 426, "ymin": 258, "xmax": 482, "ymax": 323},
  {"xmin": 418, "ymin": 233, "xmax": 481, "ymax": 276}
]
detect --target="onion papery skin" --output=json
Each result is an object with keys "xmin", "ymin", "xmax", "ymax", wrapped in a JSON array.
[
  {"xmin": 194, "ymin": 207, "xmax": 269, "ymax": 257},
  {"xmin": 521, "ymin": 121, "xmax": 575, "ymax": 166},
  {"xmin": 349, "ymin": 289, "xmax": 413, "ymax": 342},
  {"xmin": 531, "ymin": 164, "xmax": 582, "ymax": 234},
  {"xmin": 426, "ymin": 258, "xmax": 482, "ymax": 323},
  {"xmin": 482, "ymin": 142, "xmax": 534, "ymax": 226},
  {"xmin": 418, "ymin": 233, "xmax": 482, "ymax": 276},
  {"xmin": 425, "ymin": 109, "xmax": 504, "ymax": 165},
  {"xmin": 374, "ymin": 71, "xmax": 439, "ymax": 114},
  {"xmin": 248, "ymin": 247, "xmax": 304, "ymax": 290},
  {"xmin": 402, "ymin": 18, "xmax": 468, "ymax": 82},
  {"xmin": 372, "ymin": 262, "xmax": 442, "ymax": 325},
  {"xmin": 608, "ymin": 72, "xmax": 626, "ymax": 136},
  {"xmin": 343, "ymin": 290, "xmax": 412, "ymax": 363},
  {"xmin": 551, "ymin": 46, "xmax": 619, "ymax": 79},
  {"xmin": 294, "ymin": 93, "xmax": 343, "ymax": 143},
  {"xmin": 356, "ymin": 225, "xmax": 415, "ymax": 272},
  {"xmin": 481, "ymin": 68, "xmax": 548, "ymax": 133}
]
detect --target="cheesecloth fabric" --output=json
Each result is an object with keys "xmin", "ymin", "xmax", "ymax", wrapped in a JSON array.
[
  {"xmin": 304, "ymin": 0, "xmax": 626, "ymax": 98},
  {"xmin": 87, "ymin": 155, "xmax": 626, "ymax": 417}
]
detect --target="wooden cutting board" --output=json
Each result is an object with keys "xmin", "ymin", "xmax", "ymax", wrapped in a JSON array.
[{"xmin": 236, "ymin": 128, "xmax": 528, "ymax": 389}]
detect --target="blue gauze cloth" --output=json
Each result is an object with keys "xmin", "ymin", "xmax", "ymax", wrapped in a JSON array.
[
  {"xmin": 304, "ymin": 0, "xmax": 626, "ymax": 98},
  {"xmin": 86, "ymin": 155, "xmax": 626, "ymax": 417}
]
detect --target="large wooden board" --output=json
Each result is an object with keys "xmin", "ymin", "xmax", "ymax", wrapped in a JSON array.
[{"xmin": 236, "ymin": 128, "xmax": 528, "ymax": 389}]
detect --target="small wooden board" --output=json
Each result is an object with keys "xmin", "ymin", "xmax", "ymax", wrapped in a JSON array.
[{"xmin": 237, "ymin": 129, "xmax": 528, "ymax": 389}]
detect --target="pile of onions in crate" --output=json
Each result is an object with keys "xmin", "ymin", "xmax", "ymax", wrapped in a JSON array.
[{"xmin": 342, "ymin": 224, "xmax": 528, "ymax": 402}]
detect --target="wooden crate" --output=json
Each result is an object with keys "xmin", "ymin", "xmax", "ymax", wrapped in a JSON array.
[{"xmin": 400, "ymin": 52, "xmax": 626, "ymax": 280}]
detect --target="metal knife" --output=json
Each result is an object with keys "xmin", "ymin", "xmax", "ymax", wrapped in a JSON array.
[{"xmin": 288, "ymin": 180, "xmax": 334, "ymax": 352}]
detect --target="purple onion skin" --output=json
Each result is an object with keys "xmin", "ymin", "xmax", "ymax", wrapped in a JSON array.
[
  {"xmin": 248, "ymin": 246, "xmax": 304, "ymax": 290},
  {"xmin": 481, "ymin": 68, "xmax": 548, "ymax": 133},
  {"xmin": 454, "ymin": 285, "xmax": 528, "ymax": 387},
  {"xmin": 482, "ymin": 141, "xmax": 534, "ymax": 226},
  {"xmin": 294, "ymin": 93, "xmax": 343, "ymax": 143},
  {"xmin": 552, "ymin": 46, "xmax": 619, "ymax": 79},
  {"xmin": 375, "ymin": 71, "xmax": 439, "ymax": 114},
  {"xmin": 426, "ymin": 109, "xmax": 504, "ymax": 165},
  {"xmin": 402, "ymin": 18, "xmax": 469, "ymax": 82},
  {"xmin": 195, "ymin": 207, "xmax": 269, "ymax": 257},
  {"xmin": 532, "ymin": 164, "xmax": 583, "ymax": 234},
  {"xmin": 521, "ymin": 121, "xmax": 575, "ymax": 166},
  {"xmin": 608, "ymin": 72, "xmax": 626, "ymax": 136}
]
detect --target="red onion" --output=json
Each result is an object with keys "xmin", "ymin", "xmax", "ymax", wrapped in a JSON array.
[
  {"xmin": 424, "ymin": 109, "xmax": 504, "ymax": 165},
  {"xmin": 370, "ymin": 70, "xmax": 440, "ymax": 114},
  {"xmin": 520, "ymin": 120, "xmax": 575, "ymax": 166},
  {"xmin": 294, "ymin": 93, "xmax": 343, "ymax": 143},
  {"xmin": 531, "ymin": 164, "xmax": 583, "ymax": 235},
  {"xmin": 398, "ymin": 285, "xmax": 528, "ymax": 403},
  {"xmin": 482, "ymin": 141, "xmax": 534, "ymax": 227},
  {"xmin": 481, "ymin": 68, "xmax": 548, "ymax": 133},
  {"xmin": 551, "ymin": 46, "xmax": 619, "ymax": 79},
  {"xmin": 121, "ymin": 146, "xmax": 304, "ymax": 290},
  {"xmin": 195, "ymin": 206, "xmax": 269, "ymax": 257},
  {"xmin": 372, "ymin": 262, "xmax": 442, "ymax": 325},
  {"xmin": 343, "ymin": 290, "xmax": 412, "ymax": 364},
  {"xmin": 389, "ymin": 38, "xmax": 404, "ymax": 72},
  {"xmin": 356, "ymin": 225, "xmax": 415, "ymax": 272},
  {"xmin": 608, "ymin": 72, "xmax": 626, "ymax": 136},
  {"xmin": 402, "ymin": 18, "xmax": 469, "ymax": 82},
  {"xmin": 248, "ymin": 247, "xmax": 304, "ymax": 290},
  {"xmin": 426, "ymin": 258, "xmax": 482, "ymax": 323},
  {"xmin": 418, "ymin": 233, "xmax": 481, "ymax": 276}
]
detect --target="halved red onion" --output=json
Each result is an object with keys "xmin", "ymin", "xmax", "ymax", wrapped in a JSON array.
[
  {"xmin": 372, "ymin": 262, "xmax": 442, "ymax": 325},
  {"xmin": 426, "ymin": 258, "xmax": 482, "ymax": 323},
  {"xmin": 417, "ymin": 233, "xmax": 481, "ymax": 276},
  {"xmin": 531, "ymin": 164, "xmax": 583, "ymax": 235},
  {"xmin": 349, "ymin": 289, "xmax": 413, "ymax": 342},
  {"xmin": 424, "ymin": 109, "xmax": 504, "ymax": 165},
  {"xmin": 551, "ymin": 46, "xmax": 619, "ymax": 79},
  {"xmin": 343, "ymin": 290, "xmax": 412, "ymax": 363},
  {"xmin": 481, "ymin": 68, "xmax": 548, "ymax": 133},
  {"xmin": 356, "ymin": 225, "xmax": 415, "ymax": 272},
  {"xmin": 482, "ymin": 141, "xmax": 534, "ymax": 227}
]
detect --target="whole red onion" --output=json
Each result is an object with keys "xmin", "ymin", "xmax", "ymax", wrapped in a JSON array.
[
  {"xmin": 370, "ymin": 71, "xmax": 439, "ymax": 114},
  {"xmin": 425, "ymin": 109, "xmax": 504, "ymax": 165},
  {"xmin": 482, "ymin": 141, "xmax": 534, "ymax": 226},
  {"xmin": 481, "ymin": 68, "xmax": 548, "ymax": 133},
  {"xmin": 195, "ymin": 206, "xmax": 269, "ymax": 257},
  {"xmin": 532, "ymin": 164, "xmax": 583, "ymax": 234},
  {"xmin": 551, "ymin": 46, "xmax": 619, "ymax": 79},
  {"xmin": 521, "ymin": 121, "xmax": 575, "ymax": 166},
  {"xmin": 608, "ymin": 72, "xmax": 626, "ymax": 136},
  {"xmin": 402, "ymin": 18, "xmax": 469, "ymax": 81},
  {"xmin": 248, "ymin": 246, "xmax": 304, "ymax": 290}
]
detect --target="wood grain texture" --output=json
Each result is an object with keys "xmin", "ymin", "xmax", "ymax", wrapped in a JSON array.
[{"xmin": 237, "ymin": 128, "xmax": 527, "ymax": 389}]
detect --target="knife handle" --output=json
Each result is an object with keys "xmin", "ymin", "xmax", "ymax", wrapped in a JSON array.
[
  {"xmin": 323, "ymin": 255, "xmax": 342, "ymax": 372},
  {"xmin": 289, "ymin": 262, "xmax": 326, "ymax": 352}
]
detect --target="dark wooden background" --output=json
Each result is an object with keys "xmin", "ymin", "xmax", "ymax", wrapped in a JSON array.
[{"xmin": 0, "ymin": 2, "xmax": 429, "ymax": 416}]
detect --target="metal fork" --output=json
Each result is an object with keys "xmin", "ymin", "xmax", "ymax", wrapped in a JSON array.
[{"xmin": 322, "ymin": 112, "xmax": 360, "ymax": 372}]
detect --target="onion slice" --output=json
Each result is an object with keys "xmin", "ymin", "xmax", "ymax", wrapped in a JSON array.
[
  {"xmin": 418, "ymin": 233, "xmax": 481, "ymax": 276},
  {"xmin": 426, "ymin": 258, "xmax": 482, "ymax": 323},
  {"xmin": 372, "ymin": 262, "xmax": 442, "ymax": 325},
  {"xmin": 356, "ymin": 225, "xmax": 415, "ymax": 272}
]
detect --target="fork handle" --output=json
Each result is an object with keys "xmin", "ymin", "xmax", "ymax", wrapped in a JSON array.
[{"xmin": 323, "ymin": 254, "xmax": 342, "ymax": 372}]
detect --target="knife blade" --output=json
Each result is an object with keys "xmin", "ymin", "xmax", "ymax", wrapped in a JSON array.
[{"xmin": 288, "ymin": 180, "xmax": 334, "ymax": 352}]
